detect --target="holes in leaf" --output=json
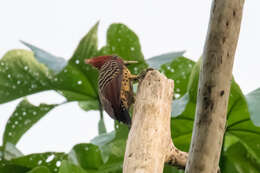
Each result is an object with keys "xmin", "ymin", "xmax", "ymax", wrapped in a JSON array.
[
  {"xmin": 75, "ymin": 60, "xmax": 80, "ymax": 64},
  {"xmin": 77, "ymin": 80, "xmax": 82, "ymax": 85},
  {"xmin": 175, "ymin": 93, "xmax": 181, "ymax": 98},
  {"xmin": 46, "ymin": 154, "xmax": 55, "ymax": 163},
  {"xmin": 130, "ymin": 47, "xmax": 135, "ymax": 51}
]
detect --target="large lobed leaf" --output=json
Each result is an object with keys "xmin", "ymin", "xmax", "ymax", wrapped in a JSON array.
[
  {"xmin": 0, "ymin": 159, "xmax": 29, "ymax": 173},
  {"xmin": 161, "ymin": 57, "xmax": 195, "ymax": 97},
  {"xmin": 58, "ymin": 161, "xmax": 87, "ymax": 173},
  {"xmin": 65, "ymin": 123, "xmax": 129, "ymax": 173},
  {"xmin": 66, "ymin": 22, "xmax": 100, "ymax": 111},
  {"xmin": 170, "ymin": 59, "xmax": 260, "ymax": 171},
  {"xmin": 66, "ymin": 22, "xmax": 100, "ymax": 98},
  {"xmin": 68, "ymin": 143, "xmax": 103, "ymax": 170},
  {"xmin": 69, "ymin": 22, "xmax": 99, "ymax": 92},
  {"xmin": 222, "ymin": 142, "xmax": 260, "ymax": 173},
  {"xmin": 0, "ymin": 146, "xmax": 66, "ymax": 173},
  {"xmin": 26, "ymin": 166, "xmax": 52, "ymax": 173},
  {"xmin": 0, "ymin": 48, "xmax": 98, "ymax": 106},
  {"xmin": 0, "ymin": 50, "xmax": 54, "ymax": 104},
  {"xmin": 226, "ymin": 88, "xmax": 260, "ymax": 163},
  {"xmin": 99, "ymin": 23, "xmax": 147, "ymax": 75},
  {"xmin": 3, "ymin": 99, "xmax": 56, "ymax": 147},
  {"xmin": 10, "ymin": 152, "xmax": 67, "ymax": 173}
]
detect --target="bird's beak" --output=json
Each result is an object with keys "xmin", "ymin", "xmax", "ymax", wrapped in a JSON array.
[
  {"xmin": 123, "ymin": 60, "xmax": 138, "ymax": 65},
  {"xmin": 85, "ymin": 59, "xmax": 92, "ymax": 64}
]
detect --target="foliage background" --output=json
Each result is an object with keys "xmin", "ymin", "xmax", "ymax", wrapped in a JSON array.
[{"xmin": 0, "ymin": 0, "xmax": 260, "ymax": 173}]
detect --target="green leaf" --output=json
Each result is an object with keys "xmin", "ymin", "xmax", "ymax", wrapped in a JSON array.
[
  {"xmin": 69, "ymin": 22, "xmax": 99, "ymax": 96},
  {"xmin": 68, "ymin": 143, "xmax": 103, "ymax": 170},
  {"xmin": 220, "ymin": 155, "xmax": 239, "ymax": 173},
  {"xmin": 186, "ymin": 57, "xmax": 201, "ymax": 101},
  {"xmin": 90, "ymin": 132, "xmax": 116, "ymax": 163},
  {"xmin": 3, "ymin": 143, "xmax": 23, "ymax": 160},
  {"xmin": 226, "ymin": 85, "xmax": 260, "ymax": 163},
  {"xmin": 55, "ymin": 23, "xmax": 100, "ymax": 105},
  {"xmin": 68, "ymin": 139, "xmax": 124, "ymax": 173},
  {"xmin": 162, "ymin": 57, "xmax": 195, "ymax": 150},
  {"xmin": 99, "ymin": 23, "xmax": 147, "ymax": 75},
  {"xmin": 223, "ymin": 134, "xmax": 239, "ymax": 151},
  {"xmin": 171, "ymin": 93, "xmax": 189, "ymax": 117},
  {"xmin": 0, "ymin": 147, "xmax": 3, "ymax": 159},
  {"xmin": 22, "ymin": 22, "xmax": 101, "ymax": 105},
  {"xmin": 91, "ymin": 123, "xmax": 128, "ymax": 164},
  {"xmin": 246, "ymin": 88, "xmax": 260, "ymax": 126},
  {"xmin": 0, "ymin": 159, "xmax": 29, "ymax": 173},
  {"xmin": 58, "ymin": 161, "xmax": 87, "ymax": 173},
  {"xmin": 78, "ymin": 100, "xmax": 99, "ymax": 112},
  {"xmin": 0, "ymin": 49, "xmax": 54, "ymax": 104},
  {"xmin": 10, "ymin": 152, "xmax": 67, "ymax": 173},
  {"xmin": 26, "ymin": 166, "xmax": 52, "ymax": 173},
  {"xmin": 173, "ymin": 58, "xmax": 260, "ymax": 168},
  {"xmin": 161, "ymin": 57, "xmax": 195, "ymax": 97},
  {"xmin": 71, "ymin": 22, "xmax": 99, "ymax": 63},
  {"xmin": 147, "ymin": 51, "xmax": 185, "ymax": 69},
  {"xmin": 55, "ymin": 65, "xmax": 97, "ymax": 101},
  {"xmin": 164, "ymin": 165, "xmax": 184, "ymax": 173},
  {"xmin": 223, "ymin": 142, "xmax": 260, "ymax": 173},
  {"xmin": 3, "ymin": 99, "xmax": 56, "ymax": 146},
  {"xmin": 98, "ymin": 161, "xmax": 122, "ymax": 173},
  {"xmin": 171, "ymin": 101, "xmax": 195, "ymax": 151},
  {"xmin": 21, "ymin": 41, "xmax": 67, "ymax": 74},
  {"xmin": 0, "ymin": 49, "xmax": 98, "ymax": 109}
]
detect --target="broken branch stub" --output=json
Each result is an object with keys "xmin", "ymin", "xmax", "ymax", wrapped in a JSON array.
[{"xmin": 123, "ymin": 70, "xmax": 187, "ymax": 173}]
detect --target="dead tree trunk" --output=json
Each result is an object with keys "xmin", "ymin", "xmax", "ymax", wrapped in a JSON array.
[
  {"xmin": 123, "ymin": 70, "xmax": 188, "ymax": 173},
  {"xmin": 185, "ymin": 0, "xmax": 245, "ymax": 173}
]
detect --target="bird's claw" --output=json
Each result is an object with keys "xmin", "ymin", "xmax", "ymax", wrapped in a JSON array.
[{"xmin": 136, "ymin": 68, "xmax": 154, "ymax": 81}]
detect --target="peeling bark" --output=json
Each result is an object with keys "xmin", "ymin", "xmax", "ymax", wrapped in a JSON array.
[{"xmin": 185, "ymin": 0, "xmax": 245, "ymax": 173}]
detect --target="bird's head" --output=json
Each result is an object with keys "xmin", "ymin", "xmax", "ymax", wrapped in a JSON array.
[{"xmin": 85, "ymin": 55, "xmax": 138, "ymax": 70}]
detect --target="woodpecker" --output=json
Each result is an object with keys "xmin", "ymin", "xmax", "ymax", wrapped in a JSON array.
[{"xmin": 85, "ymin": 55, "xmax": 139, "ymax": 128}]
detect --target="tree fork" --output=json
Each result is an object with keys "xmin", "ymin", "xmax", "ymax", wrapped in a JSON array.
[
  {"xmin": 185, "ymin": 0, "xmax": 245, "ymax": 173},
  {"xmin": 123, "ymin": 70, "xmax": 188, "ymax": 173}
]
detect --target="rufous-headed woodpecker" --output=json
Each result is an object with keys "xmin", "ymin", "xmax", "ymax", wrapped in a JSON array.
[{"xmin": 85, "ymin": 55, "xmax": 140, "ymax": 128}]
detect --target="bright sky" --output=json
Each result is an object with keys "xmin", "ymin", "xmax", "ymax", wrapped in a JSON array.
[{"xmin": 0, "ymin": 0, "xmax": 259, "ymax": 154}]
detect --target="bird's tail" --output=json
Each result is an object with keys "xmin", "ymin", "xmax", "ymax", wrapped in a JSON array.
[{"xmin": 118, "ymin": 108, "xmax": 132, "ymax": 129}]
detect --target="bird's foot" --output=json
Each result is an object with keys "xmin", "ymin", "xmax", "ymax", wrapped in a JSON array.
[{"xmin": 130, "ymin": 68, "xmax": 154, "ymax": 82}]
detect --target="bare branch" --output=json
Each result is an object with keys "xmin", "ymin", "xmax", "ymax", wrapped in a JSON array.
[
  {"xmin": 165, "ymin": 144, "xmax": 188, "ymax": 169},
  {"xmin": 185, "ymin": 0, "xmax": 245, "ymax": 173}
]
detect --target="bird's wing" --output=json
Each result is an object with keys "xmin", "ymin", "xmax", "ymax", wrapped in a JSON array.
[
  {"xmin": 99, "ymin": 60, "xmax": 123, "ymax": 120},
  {"xmin": 100, "ymin": 73, "xmax": 122, "ymax": 120}
]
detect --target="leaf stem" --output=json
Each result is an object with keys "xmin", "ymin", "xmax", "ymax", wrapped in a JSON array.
[
  {"xmin": 99, "ymin": 100, "xmax": 104, "ymax": 120},
  {"xmin": 98, "ymin": 100, "xmax": 107, "ymax": 134}
]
